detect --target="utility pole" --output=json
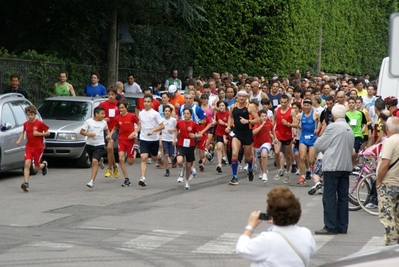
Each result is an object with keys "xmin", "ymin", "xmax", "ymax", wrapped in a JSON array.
[
  {"xmin": 316, "ymin": 20, "xmax": 323, "ymax": 75},
  {"xmin": 107, "ymin": 10, "xmax": 118, "ymax": 86}
]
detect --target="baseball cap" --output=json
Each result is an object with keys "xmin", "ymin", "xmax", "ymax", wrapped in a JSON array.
[{"xmin": 168, "ymin": 85, "xmax": 177, "ymax": 95}]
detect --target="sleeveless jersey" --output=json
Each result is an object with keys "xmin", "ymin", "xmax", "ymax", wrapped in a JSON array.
[
  {"xmin": 275, "ymin": 107, "xmax": 293, "ymax": 141},
  {"xmin": 55, "ymin": 82, "xmax": 69, "ymax": 95},
  {"xmin": 346, "ymin": 110, "xmax": 364, "ymax": 138},
  {"xmin": 232, "ymin": 103, "xmax": 253, "ymax": 133},
  {"xmin": 300, "ymin": 110, "xmax": 318, "ymax": 146},
  {"xmin": 249, "ymin": 91, "xmax": 263, "ymax": 110}
]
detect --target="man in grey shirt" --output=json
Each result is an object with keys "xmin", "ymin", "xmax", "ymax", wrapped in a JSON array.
[
  {"xmin": 124, "ymin": 74, "xmax": 142, "ymax": 93},
  {"xmin": 314, "ymin": 104, "xmax": 354, "ymax": 235}
]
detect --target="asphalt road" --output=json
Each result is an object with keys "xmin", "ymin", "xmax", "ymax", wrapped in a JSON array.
[{"xmin": 0, "ymin": 158, "xmax": 383, "ymax": 267}]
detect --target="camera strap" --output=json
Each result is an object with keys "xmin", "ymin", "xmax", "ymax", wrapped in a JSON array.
[{"xmin": 274, "ymin": 230, "xmax": 307, "ymax": 266}]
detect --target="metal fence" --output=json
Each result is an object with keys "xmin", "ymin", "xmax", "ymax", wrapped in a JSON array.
[{"xmin": 0, "ymin": 57, "xmax": 170, "ymax": 105}]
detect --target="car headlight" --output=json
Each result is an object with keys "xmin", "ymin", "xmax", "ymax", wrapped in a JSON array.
[{"xmin": 57, "ymin": 133, "xmax": 77, "ymax": 140}]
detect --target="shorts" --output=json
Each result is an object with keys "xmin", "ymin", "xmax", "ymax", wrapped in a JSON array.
[
  {"xmin": 86, "ymin": 144, "xmax": 105, "ymax": 162},
  {"xmin": 197, "ymin": 139, "xmax": 207, "ymax": 150},
  {"xmin": 233, "ymin": 132, "xmax": 253, "ymax": 146},
  {"xmin": 363, "ymin": 135, "xmax": 369, "ymax": 143},
  {"xmin": 105, "ymin": 130, "xmax": 119, "ymax": 145},
  {"xmin": 177, "ymin": 146, "xmax": 195, "ymax": 162},
  {"xmin": 208, "ymin": 126, "xmax": 216, "ymax": 135},
  {"xmin": 313, "ymin": 159, "xmax": 323, "ymax": 176},
  {"xmin": 24, "ymin": 147, "xmax": 44, "ymax": 166},
  {"xmin": 299, "ymin": 134, "xmax": 317, "ymax": 147},
  {"xmin": 216, "ymin": 135, "xmax": 225, "ymax": 143},
  {"xmin": 278, "ymin": 138, "xmax": 292, "ymax": 146},
  {"xmin": 293, "ymin": 139, "xmax": 299, "ymax": 153},
  {"xmin": 254, "ymin": 143, "xmax": 272, "ymax": 158},
  {"xmin": 140, "ymin": 140, "xmax": 159, "ymax": 156},
  {"xmin": 354, "ymin": 137, "xmax": 363, "ymax": 153},
  {"xmin": 118, "ymin": 139, "xmax": 136, "ymax": 158},
  {"xmin": 162, "ymin": 140, "xmax": 175, "ymax": 156}
]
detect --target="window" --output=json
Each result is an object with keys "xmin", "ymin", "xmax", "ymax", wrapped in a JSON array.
[
  {"xmin": 1, "ymin": 103, "xmax": 16, "ymax": 128},
  {"xmin": 10, "ymin": 101, "xmax": 28, "ymax": 125}
]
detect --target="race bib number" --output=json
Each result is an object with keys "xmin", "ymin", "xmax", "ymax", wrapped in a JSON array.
[
  {"xmin": 350, "ymin": 119, "xmax": 357, "ymax": 126},
  {"xmin": 109, "ymin": 109, "xmax": 116, "ymax": 117},
  {"xmin": 304, "ymin": 135, "xmax": 311, "ymax": 140},
  {"xmin": 229, "ymin": 131, "xmax": 235, "ymax": 137},
  {"xmin": 183, "ymin": 138, "xmax": 190, "ymax": 147},
  {"xmin": 273, "ymin": 99, "xmax": 278, "ymax": 106}
]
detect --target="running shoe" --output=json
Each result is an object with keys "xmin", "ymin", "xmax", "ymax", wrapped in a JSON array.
[
  {"xmin": 229, "ymin": 177, "xmax": 239, "ymax": 185},
  {"xmin": 291, "ymin": 164, "xmax": 297, "ymax": 174},
  {"xmin": 105, "ymin": 168, "xmax": 112, "ymax": 178},
  {"xmin": 86, "ymin": 180, "xmax": 94, "ymax": 188},
  {"xmin": 121, "ymin": 178, "xmax": 131, "ymax": 187},
  {"xmin": 274, "ymin": 169, "xmax": 284, "ymax": 180},
  {"xmin": 21, "ymin": 182, "xmax": 29, "ymax": 192},
  {"xmin": 259, "ymin": 172, "xmax": 263, "ymax": 179},
  {"xmin": 297, "ymin": 176, "xmax": 306, "ymax": 185},
  {"xmin": 282, "ymin": 171, "xmax": 289, "ymax": 184},
  {"xmin": 305, "ymin": 171, "xmax": 311, "ymax": 180},
  {"xmin": 222, "ymin": 157, "xmax": 228, "ymax": 166},
  {"xmin": 113, "ymin": 164, "xmax": 119, "ymax": 179},
  {"xmin": 164, "ymin": 170, "xmax": 170, "ymax": 177},
  {"xmin": 243, "ymin": 164, "xmax": 249, "ymax": 173},
  {"xmin": 191, "ymin": 168, "xmax": 198, "ymax": 178},
  {"xmin": 308, "ymin": 182, "xmax": 322, "ymax": 195},
  {"xmin": 199, "ymin": 163, "xmax": 204, "ymax": 172},
  {"xmin": 262, "ymin": 173, "xmax": 268, "ymax": 183},
  {"xmin": 177, "ymin": 177, "xmax": 184, "ymax": 183},
  {"xmin": 216, "ymin": 165, "xmax": 222, "ymax": 174},
  {"xmin": 138, "ymin": 177, "xmax": 147, "ymax": 187},
  {"xmin": 248, "ymin": 170, "xmax": 254, "ymax": 182},
  {"xmin": 147, "ymin": 158, "xmax": 152, "ymax": 164},
  {"xmin": 365, "ymin": 203, "xmax": 378, "ymax": 209},
  {"xmin": 156, "ymin": 163, "xmax": 164, "ymax": 168},
  {"xmin": 188, "ymin": 174, "xmax": 193, "ymax": 181},
  {"xmin": 185, "ymin": 181, "xmax": 190, "ymax": 190},
  {"xmin": 42, "ymin": 161, "xmax": 48, "ymax": 176}
]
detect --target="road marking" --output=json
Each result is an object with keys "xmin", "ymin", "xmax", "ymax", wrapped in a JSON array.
[
  {"xmin": 26, "ymin": 241, "xmax": 74, "ymax": 248},
  {"xmin": 359, "ymin": 236, "xmax": 384, "ymax": 251},
  {"xmin": 119, "ymin": 230, "xmax": 187, "ymax": 251},
  {"xmin": 192, "ymin": 233, "xmax": 242, "ymax": 254},
  {"xmin": 79, "ymin": 226, "xmax": 117, "ymax": 231},
  {"xmin": 313, "ymin": 235, "xmax": 335, "ymax": 252}
]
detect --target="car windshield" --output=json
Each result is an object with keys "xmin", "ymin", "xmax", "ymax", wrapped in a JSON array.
[{"xmin": 38, "ymin": 100, "xmax": 92, "ymax": 121}]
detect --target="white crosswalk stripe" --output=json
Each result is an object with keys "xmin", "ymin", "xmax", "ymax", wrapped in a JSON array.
[
  {"xmin": 118, "ymin": 230, "xmax": 188, "ymax": 251},
  {"xmin": 192, "ymin": 233, "xmax": 242, "ymax": 254},
  {"xmin": 313, "ymin": 235, "xmax": 336, "ymax": 251},
  {"xmin": 359, "ymin": 236, "xmax": 384, "ymax": 251}
]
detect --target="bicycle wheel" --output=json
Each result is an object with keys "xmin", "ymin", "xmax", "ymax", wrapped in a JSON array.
[
  {"xmin": 348, "ymin": 172, "xmax": 362, "ymax": 211},
  {"xmin": 356, "ymin": 173, "xmax": 378, "ymax": 216}
]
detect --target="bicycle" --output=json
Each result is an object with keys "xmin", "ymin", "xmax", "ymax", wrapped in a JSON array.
[{"xmin": 356, "ymin": 172, "xmax": 378, "ymax": 216}]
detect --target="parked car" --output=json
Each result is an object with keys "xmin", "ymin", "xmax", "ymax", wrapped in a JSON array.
[
  {"xmin": 123, "ymin": 93, "xmax": 162, "ymax": 113},
  {"xmin": 37, "ymin": 96, "xmax": 110, "ymax": 168},
  {"xmin": 0, "ymin": 93, "xmax": 41, "ymax": 174}
]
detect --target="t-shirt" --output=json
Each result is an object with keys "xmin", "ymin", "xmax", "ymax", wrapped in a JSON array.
[
  {"xmin": 99, "ymin": 100, "xmax": 119, "ymax": 130},
  {"xmin": 253, "ymin": 119, "xmax": 273, "ymax": 148},
  {"xmin": 24, "ymin": 119, "xmax": 49, "ymax": 149},
  {"xmin": 114, "ymin": 113, "xmax": 139, "ymax": 140},
  {"xmin": 176, "ymin": 120, "xmax": 200, "ymax": 147},
  {"xmin": 162, "ymin": 117, "xmax": 177, "ymax": 142},
  {"xmin": 197, "ymin": 116, "xmax": 211, "ymax": 141},
  {"xmin": 55, "ymin": 82, "xmax": 70, "ymax": 96},
  {"xmin": 345, "ymin": 110, "xmax": 366, "ymax": 138},
  {"xmin": 139, "ymin": 109, "xmax": 164, "ymax": 141},
  {"xmin": 377, "ymin": 134, "xmax": 399, "ymax": 186},
  {"xmin": 84, "ymin": 83, "xmax": 106, "ymax": 97},
  {"xmin": 267, "ymin": 93, "xmax": 282, "ymax": 111},
  {"xmin": 81, "ymin": 118, "xmax": 108, "ymax": 146},
  {"xmin": 136, "ymin": 97, "xmax": 160, "ymax": 112},
  {"xmin": 124, "ymin": 82, "xmax": 142, "ymax": 93},
  {"xmin": 215, "ymin": 110, "xmax": 229, "ymax": 137},
  {"xmin": 169, "ymin": 93, "xmax": 185, "ymax": 108}
]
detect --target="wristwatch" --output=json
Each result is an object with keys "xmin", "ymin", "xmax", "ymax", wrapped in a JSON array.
[{"xmin": 245, "ymin": 225, "xmax": 254, "ymax": 232}]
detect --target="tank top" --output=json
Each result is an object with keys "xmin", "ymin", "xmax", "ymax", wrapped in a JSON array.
[
  {"xmin": 250, "ymin": 91, "xmax": 263, "ymax": 109},
  {"xmin": 202, "ymin": 105, "xmax": 213, "ymax": 123},
  {"xmin": 55, "ymin": 82, "xmax": 69, "ymax": 95},
  {"xmin": 301, "ymin": 110, "xmax": 316, "ymax": 136},
  {"xmin": 232, "ymin": 103, "xmax": 252, "ymax": 134},
  {"xmin": 346, "ymin": 110, "xmax": 364, "ymax": 138},
  {"xmin": 275, "ymin": 107, "xmax": 293, "ymax": 141}
]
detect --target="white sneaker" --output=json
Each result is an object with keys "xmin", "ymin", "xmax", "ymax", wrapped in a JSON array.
[
  {"xmin": 168, "ymin": 158, "xmax": 172, "ymax": 164},
  {"xmin": 147, "ymin": 158, "xmax": 152, "ymax": 164},
  {"xmin": 243, "ymin": 164, "xmax": 248, "ymax": 173},
  {"xmin": 258, "ymin": 172, "xmax": 263, "ymax": 179},
  {"xmin": 138, "ymin": 177, "xmax": 147, "ymax": 187},
  {"xmin": 99, "ymin": 157, "xmax": 105, "ymax": 169},
  {"xmin": 185, "ymin": 181, "xmax": 190, "ymax": 190},
  {"xmin": 191, "ymin": 168, "xmax": 198, "ymax": 178},
  {"xmin": 262, "ymin": 173, "xmax": 268, "ymax": 183},
  {"xmin": 365, "ymin": 203, "xmax": 378, "ymax": 209},
  {"xmin": 177, "ymin": 177, "xmax": 184, "ymax": 183},
  {"xmin": 86, "ymin": 180, "xmax": 94, "ymax": 188},
  {"xmin": 188, "ymin": 174, "xmax": 193, "ymax": 181},
  {"xmin": 295, "ymin": 170, "xmax": 300, "ymax": 175}
]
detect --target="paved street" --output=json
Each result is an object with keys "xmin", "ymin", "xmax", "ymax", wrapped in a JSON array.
[{"xmin": 0, "ymin": 158, "xmax": 382, "ymax": 267}]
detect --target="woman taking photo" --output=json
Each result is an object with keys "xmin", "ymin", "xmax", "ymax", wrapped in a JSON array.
[{"xmin": 236, "ymin": 186, "xmax": 315, "ymax": 266}]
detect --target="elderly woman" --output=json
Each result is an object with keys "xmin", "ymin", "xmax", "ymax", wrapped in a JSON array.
[{"xmin": 236, "ymin": 186, "xmax": 315, "ymax": 266}]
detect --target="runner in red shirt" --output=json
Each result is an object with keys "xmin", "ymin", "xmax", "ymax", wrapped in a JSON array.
[
  {"xmin": 272, "ymin": 94, "xmax": 297, "ymax": 183},
  {"xmin": 135, "ymin": 87, "xmax": 160, "ymax": 116},
  {"xmin": 253, "ymin": 110, "xmax": 273, "ymax": 183},
  {"xmin": 174, "ymin": 108, "xmax": 203, "ymax": 190},
  {"xmin": 197, "ymin": 115, "xmax": 212, "ymax": 172},
  {"xmin": 16, "ymin": 105, "xmax": 50, "ymax": 192},
  {"xmin": 214, "ymin": 100, "xmax": 229, "ymax": 174},
  {"xmin": 99, "ymin": 86, "xmax": 119, "ymax": 178},
  {"xmin": 110, "ymin": 99, "xmax": 140, "ymax": 187}
]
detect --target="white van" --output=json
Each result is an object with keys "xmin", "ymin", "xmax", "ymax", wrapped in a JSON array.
[{"xmin": 377, "ymin": 57, "xmax": 399, "ymax": 98}]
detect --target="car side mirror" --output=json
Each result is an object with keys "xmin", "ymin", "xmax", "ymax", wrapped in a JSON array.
[{"xmin": 1, "ymin": 122, "xmax": 12, "ymax": 131}]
